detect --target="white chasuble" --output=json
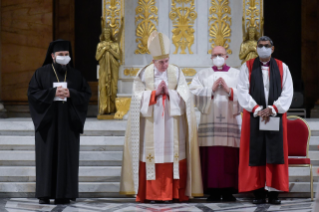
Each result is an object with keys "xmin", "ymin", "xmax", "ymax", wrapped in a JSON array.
[
  {"xmin": 189, "ymin": 67, "xmax": 241, "ymax": 147},
  {"xmin": 120, "ymin": 64, "xmax": 203, "ymax": 198}
]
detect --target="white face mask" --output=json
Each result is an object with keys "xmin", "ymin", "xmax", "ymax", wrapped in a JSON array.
[
  {"xmin": 212, "ymin": 56, "xmax": 225, "ymax": 68},
  {"xmin": 55, "ymin": 55, "xmax": 71, "ymax": 65},
  {"xmin": 257, "ymin": 47, "xmax": 272, "ymax": 59}
]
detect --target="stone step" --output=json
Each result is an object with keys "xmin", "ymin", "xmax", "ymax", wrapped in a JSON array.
[
  {"xmin": 0, "ymin": 182, "xmax": 316, "ymax": 198},
  {"xmin": 308, "ymin": 151, "xmax": 319, "ymax": 165},
  {"xmin": 0, "ymin": 118, "xmax": 127, "ymax": 136},
  {"xmin": 0, "ymin": 136, "xmax": 124, "ymax": 151},
  {"xmin": 305, "ymin": 119, "xmax": 319, "ymax": 136},
  {"xmin": 0, "ymin": 166, "xmax": 316, "ymax": 183},
  {"xmin": 0, "ymin": 118, "xmax": 318, "ymax": 136},
  {"xmin": 309, "ymin": 136, "xmax": 319, "ymax": 151},
  {"xmin": 289, "ymin": 166, "xmax": 319, "ymax": 182},
  {"xmin": 0, "ymin": 135, "xmax": 317, "ymax": 152},
  {"xmin": 0, "ymin": 150, "xmax": 318, "ymax": 166},
  {"xmin": 0, "ymin": 151, "xmax": 123, "ymax": 166},
  {"xmin": 0, "ymin": 167, "xmax": 121, "ymax": 182}
]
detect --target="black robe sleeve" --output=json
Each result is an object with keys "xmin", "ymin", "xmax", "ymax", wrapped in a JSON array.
[
  {"xmin": 68, "ymin": 77, "xmax": 91, "ymax": 134},
  {"xmin": 27, "ymin": 67, "xmax": 57, "ymax": 131}
]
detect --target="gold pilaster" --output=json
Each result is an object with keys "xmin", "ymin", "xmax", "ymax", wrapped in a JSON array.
[
  {"xmin": 208, "ymin": 0, "xmax": 232, "ymax": 54},
  {"xmin": 243, "ymin": 0, "xmax": 264, "ymax": 38},
  {"xmin": 135, "ymin": 0, "xmax": 158, "ymax": 54}
]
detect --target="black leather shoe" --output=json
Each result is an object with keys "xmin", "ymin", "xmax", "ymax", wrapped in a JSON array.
[
  {"xmin": 206, "ymin": 195, "xmax": 221, "ymax": 202},
  {"xmin": 252, "ymin": 198, "xmax": 266, "ymax": 204},
  {"xmin": 268, "ymin": 198, "xmax": 281, "ymax": 204},
  {"xmin": 222, "ymin": 194, "xmax": 237, "ymax": 201},
  {"xmin": 54, "ymin": 199, "xmax": 70, "ymax": 204},
  {"xmin": 39, "ymin": 199, "xmax": 50, "ymax": 204}
]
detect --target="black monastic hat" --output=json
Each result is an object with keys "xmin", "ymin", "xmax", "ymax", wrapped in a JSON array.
[{"xmin": 42, "ymin": 39, "xmax": 74, "ymax": 67}]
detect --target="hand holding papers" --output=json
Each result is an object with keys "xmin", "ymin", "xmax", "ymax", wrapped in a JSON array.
[
  {"xmin": 259, "ymin": 117, "xmax": 280, "ymax": 131},
  {"xmin": 54, "ymin": 82, "xmax": 68, "ymax": 102},
  {"xmin": 258, "ymin": 107, "xmax": 279, "ymax": 131}
]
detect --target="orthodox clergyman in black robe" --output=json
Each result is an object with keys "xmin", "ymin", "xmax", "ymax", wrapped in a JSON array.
[{"xmin": 27, "ymin": 39, "xmax": 91, "ymax": 204}]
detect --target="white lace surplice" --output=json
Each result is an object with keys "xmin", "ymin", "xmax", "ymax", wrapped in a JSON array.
[{"xmin": 189, "ymin": 67, "xmax": 241, "ymax": 148}]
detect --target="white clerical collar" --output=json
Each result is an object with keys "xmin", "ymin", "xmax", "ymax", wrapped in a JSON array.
[{"xmin": 262, "ymin": 61, "xmax": 269, "ymax": 65}]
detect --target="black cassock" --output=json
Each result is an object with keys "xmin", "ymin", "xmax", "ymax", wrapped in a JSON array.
[{"xmin": 28, "ymin": 63, "xmax": 91, "ymax": 199}]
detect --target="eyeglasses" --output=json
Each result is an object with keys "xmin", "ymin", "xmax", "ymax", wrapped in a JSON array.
[
  {"xmin": 257, "ymin": 44, "xmax": 272, "ymax": 48},
  {"xmin": 211, "ymin": 54, "xmax": 226, "ymax": 58}
]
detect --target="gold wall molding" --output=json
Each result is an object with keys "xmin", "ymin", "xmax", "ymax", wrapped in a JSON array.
[
  {"xmin": 105, "ymin": 0, "xmax": 122, "ymax": 35},
  {"xmin": 208, "ymin": 0, "xmax": 232, "ymax": 54},
  {"xmin": 124, "ymin": 68, "xmax": 140, "ymax": 76},
  {"xmin": 103, "ymin": 0, "xmax": 125, "ymax": 64},
  {"xmin": 169, "ymin": 0, "xmax": 197, "ymax": 54},
  {"xmin": 182, "ymin": 68, "xmax": 196, "ymax": 76},
  {"xmin": 243, "ymin": 0, "xmax": 263, "ymax": 38},
  {"xmin": 114, "ymin": 97, "xmax": 132, "ymax": 119},
  {"xmin": 239, "ymin": 0, "xmax": 263, "ymax": 64},
  {"xmin": 135, "ymin": 0, "xmax": 158, "ymax": 54}
]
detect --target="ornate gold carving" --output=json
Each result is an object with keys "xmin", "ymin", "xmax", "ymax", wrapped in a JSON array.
[
  {"xmin": 239, "ymin": 0, "xmax": 264, "ymax": 64},
  {"xmin": 104, "ymin": 0, "xmax": 125, "ymax": 64},
  {"xmin": 135, "ymin": 0, "xmax": 158, "ymax": 54},
  {"xmin": 243, "ymin": 0, "xmax": 263, "ymax": 37},
  {"xmin": 146, "ymin": 154, "xmax": 154, "ymax": 162},
  {"xmin": 208, "ymin": 0, "xmax": 232, "ymax": 54},
  {"xmin": 105, "ymin": 0, "xmax": 122, "ymax": 36},
  {"xmin": 182, "ymin": 68, "xmax": 196, "ymax": 76},
  {"xmin": 114, "ymin": 97, "xmax": 132, "ymax": 119},
  {"xmin": 124, "ymin": 68, "xmax": 140, "ymax": 76},
  {"xmin": 169, "ymin": 0, "xmax": 197, "ymax": 54}
]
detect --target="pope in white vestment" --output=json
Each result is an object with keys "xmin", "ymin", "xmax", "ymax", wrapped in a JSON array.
[
  {"xmin": 189, "ymin": 46, "xmax": 241, "ymax": 202},
  {"xmin": 120, "ymin": 32, "xmax": 203, "ymax": 202}
]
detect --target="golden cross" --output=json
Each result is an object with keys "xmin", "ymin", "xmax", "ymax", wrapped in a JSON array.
[
  {"xmin": 146, "ymin": 154, "xmax": 154, "ymax": 162},
  {"xmin": 174, "ymin": 153, "xmax": 179, "ymax": 161}
]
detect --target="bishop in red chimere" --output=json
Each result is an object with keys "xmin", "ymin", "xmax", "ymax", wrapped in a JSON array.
[{"xmin": 237, "ymin": 36, "xmax": 293, "ymax": 205}]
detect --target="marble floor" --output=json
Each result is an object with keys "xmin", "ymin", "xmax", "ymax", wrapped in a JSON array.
[{"xmin": 0, "ymin": 198, "xmax": 315, "ymax": 212}]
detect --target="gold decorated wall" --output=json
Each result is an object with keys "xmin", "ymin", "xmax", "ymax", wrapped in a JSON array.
[
  {"xmin": 1, "ymin": 0, "xmax": 53, "ymax": 103},
  {"xmin": 208, "ymin": 0, "xmax": 232, "ymax": 54},
  {"xmin": 170, "ymin": 0, "xmax": 197, "ymax": 55}
]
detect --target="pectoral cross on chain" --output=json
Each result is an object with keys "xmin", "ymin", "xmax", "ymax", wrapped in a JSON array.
[
  {"xmin": 146, "ymin": 154, "xmax": 154, "ymax": 162},
  {"xmin": 216, "ymin": 114, "xmax": 225, "ymax": 122}
]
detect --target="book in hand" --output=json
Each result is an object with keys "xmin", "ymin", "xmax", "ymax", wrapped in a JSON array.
[{"xmin": 53, "ymin": 82, "xmax": 67, "ymax": 102}]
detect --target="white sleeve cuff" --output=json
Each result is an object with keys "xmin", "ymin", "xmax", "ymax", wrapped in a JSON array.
[
  {"xmin": 253, "ymin": 106, "xmax": 263, "ymax": 117},
  {"xmin": 268, "ymin": 106, "xmax": 277, "ymax": 116}
]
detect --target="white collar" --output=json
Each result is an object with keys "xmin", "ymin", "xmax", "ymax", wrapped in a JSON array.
[{"xmin": 154, "ymin": 67, "xmax": 167, "ymax": 78}]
